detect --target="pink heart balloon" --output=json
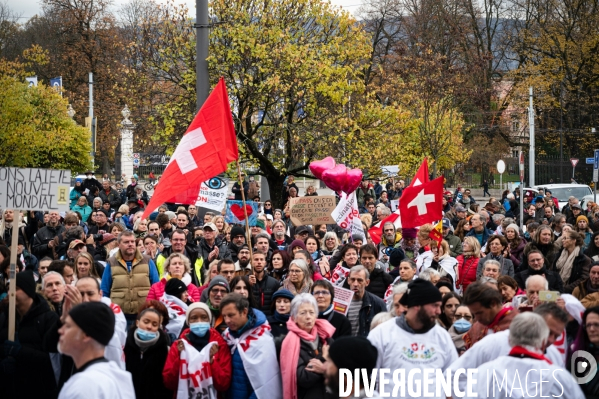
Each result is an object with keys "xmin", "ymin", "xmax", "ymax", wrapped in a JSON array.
[
  {"xmin": 309, "ymin": 157, "xmax": 336, "ymax": 180},
  {"xmin": 342, "ymin": 168, "xmax": 363, "ymax": 194},
  {"xmin": 321, "ymin": 164, "xmax": 347, "ymax": 193}
]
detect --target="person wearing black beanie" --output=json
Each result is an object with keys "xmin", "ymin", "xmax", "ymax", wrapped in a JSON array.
[
  {"xmin": 57, "ymin": 302, "xmax": 135, "ymax": 398},
  {"xmin": 165, "ymin": 277, "xmax": 189, "ymax": 303},
  {"xmin": 367, "ymin": 279, "xmax": 458, "ymax": 397},
  {"xmin": 0, "ymin": 270, "xmax": 60, "ymax": 399},
  {"xmin": 325, "ymin": 336, "xmax": 380, "ymax": 398}
]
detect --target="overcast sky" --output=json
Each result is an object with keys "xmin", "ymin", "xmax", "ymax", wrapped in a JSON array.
[{"xmin": 8, "ymin": 0, "xmax": 363, "ymax": 21}]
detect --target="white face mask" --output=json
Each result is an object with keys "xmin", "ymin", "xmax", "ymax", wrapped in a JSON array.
[{"xmin": 86, "ymin": 175, "xmax": 92, "ymax": 179}]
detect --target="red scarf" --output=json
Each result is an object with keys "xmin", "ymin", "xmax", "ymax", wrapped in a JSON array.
[
  {"xmin": 488, "ymin": 306, "xmax": 513, "ymax": 331},
  {"xmin": 509, "ymin": 346, "xmax": 552, "ymax": 364}
]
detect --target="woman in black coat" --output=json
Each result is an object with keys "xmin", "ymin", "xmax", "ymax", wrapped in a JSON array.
[
  {"xmin": 311, "ymin": 280, "xmax": 352, "ymax": 339},
  {"xmin": 267, "ymin": 289, "xmax": 294, "ymax": 338},
  {"xmin": 124, "ymin": 308, "xmax": 172, "ymax": 399}
]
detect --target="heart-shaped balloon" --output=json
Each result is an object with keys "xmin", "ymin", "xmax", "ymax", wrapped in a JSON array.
[
  {"xmin": 321, "ymin": 164, "xmax": 347, "ymax": 193},
  {"xmin": 342, "ymin": 168, "xmax": 363, "ymax": 194},
  {"xmin": 309, "ymin": 157, "xmax": 336, "ymax": 180}
]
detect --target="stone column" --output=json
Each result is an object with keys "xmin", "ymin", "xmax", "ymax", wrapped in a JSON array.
[{"xmin": 119, "ymin": 105, "xmax": 135, "ymax": 181}]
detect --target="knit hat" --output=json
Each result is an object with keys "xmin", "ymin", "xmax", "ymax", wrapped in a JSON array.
[
  {"xmin": 389, "ymin": 247, "xmax": 406, "ymax": 268},
  {"xmin": 165, "ymin": 278, "xmax": 187, "ymax": 297},
  {"xmin": 69, "ymin": 302, "xmax": 115, "ymax": 346},
  {"xmin": 272, "ymin": 289, "xmax": 294, "ymax": 302},
  {"xmin": 16, "ymin": 270, "xmax": 37, "ymax": 299},
  {"xmin": 577, "ymin": 215, "xmax": 589, "ymax": 225},
  {"xmin": 328, "ymin": 336, "xmax": 378, "ymax": 375},
  {"xmin": 351, "ymin": 233, "xmax": 364, "ymax": 242},
  {"xmin": 208, "ymin": 276, "xmax": 229, "ymax": 294},
  {"xmin": 255, "ymin": 219, "xmax": 265, "ymax": 229},
  {"xmin": 505, "ymin": 224, "xmax": 520, "ymax": 234},
  {"xmin": 186, "ymin": 302, "xmax": 212, "ymax": 324},
  {"xmin": 399, "ymin": 279, "xmax": 443, "ymax": 307},
  {"xmin": 230, "ymin": 225, "xmax": 246, "ymax": 238},
  {"xmin": 289, "ymin": 239, "xmax": 307, "ymax": 252},
  {"xmin": 165, "ymin": 211, "xmax": 177, "ymax": 220},
  {"xmin": 99, "ymin": 234, "xmax": 116, "ymax": 246},
  {"xmin": 402, "ymin": 228, "xmax": 417, "ymax": 239}
]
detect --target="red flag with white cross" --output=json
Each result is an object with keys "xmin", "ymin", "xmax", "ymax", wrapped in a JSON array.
[
  {"xmin": 399, "ymin": 176, "xmax": 443, "ymax": 228},
  {"xmin": 142, "ymin": 78, "xmax": 238, "ymax": 218}
]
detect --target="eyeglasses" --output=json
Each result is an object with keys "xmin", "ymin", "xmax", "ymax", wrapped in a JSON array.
[
  {"xmin": 211, "ymin": 288, "xmax": 228, "ymax": 295},
  {"xmin": 454, "ymin": 314, "xmax": 472, "ymax": 321},
  {"xmin": 585, "ymin": 323, "xmax": 599, "ymax": 330},
  {"xmin": 289, "ymin": 269, "xmax": 303, "ymax": 274},
  {"xmin": 313, "ymin": 290, "xmax": 331, "ymax": 297},
  {"xmin": 265, "ymin": 203, "xmax": 271, "ymax": 207}
]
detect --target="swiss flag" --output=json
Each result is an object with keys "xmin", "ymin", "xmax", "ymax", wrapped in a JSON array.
[
  {"xmin": 409, "ymin": 158, "xmax": 430, "ymax": 187},
  {"xmin": 368, "ymin": 211, "xmax": 401, "ymax": 245},
  {"xmin": 399, "ymin": 176, "xmax": 443, "ymax": 228},
  {"xmin": 142, "ymin": 78, "xmax": 238, "ymax": 218}
]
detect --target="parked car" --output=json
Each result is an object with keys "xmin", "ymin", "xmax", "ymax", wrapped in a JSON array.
[{"xmin": 533, "ymin": 184, "xmax": 592, "ymax": 210}]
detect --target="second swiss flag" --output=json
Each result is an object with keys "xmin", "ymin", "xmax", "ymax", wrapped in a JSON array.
[{"xmin": 399, "ymin": 176, "xmax": 444, "ymax": 228}]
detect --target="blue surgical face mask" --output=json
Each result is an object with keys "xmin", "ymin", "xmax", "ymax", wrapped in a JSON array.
[
  {"xmin": 190, "ymin": 322, "xmax": 210, "ymax": 337},
  {"xmin": 311, "ymin": 251, "xmax": 319, "ymax": 260},
  {"xmin": 136, "ymin": 328, "xmax": 158, "ymax": 341},
  {"xmin": 453, "ymin": 319, "xmax": 471, "ymax": 334}
]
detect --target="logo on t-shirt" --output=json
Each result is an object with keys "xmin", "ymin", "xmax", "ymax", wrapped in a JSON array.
[{"xmin": 403, "ymin": 342, "xmax": 436, "ymax": 360}]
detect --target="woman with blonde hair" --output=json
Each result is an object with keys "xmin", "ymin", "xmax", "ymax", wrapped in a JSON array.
[
  {"xmin": 455, "ymin": 236, "xmax": 480, "ymax": 294},
  {"xmin": 211, "ymin": 215, "xmax": 229, "ymax": 238},
  {"xmin": 146, "ymin": 253, "xmax": 201, "ymax": 301},
  {"xmin": 74, "ymin": 252, "xmax": 100, "ymax": 282},
  {"xmin": 321, "ymin": 232, "xmax": 339, "ymax": 256},
  {"xmin": 133, "ymin": 217, "xmax": 148, "ymax": 238},
  {"xmin": 279, "ymin": 259, "xmax": 313, "ymax": 295}
]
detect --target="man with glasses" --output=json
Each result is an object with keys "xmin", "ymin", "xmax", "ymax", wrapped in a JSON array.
[
  {"xmin": 155, "ymin": 229, "xmax": 204, "ymax": 285},
  {"xmin": 234, "ymin": 244, "xmax": 252, "ymax": 276},
  {"xmin": 450, "ymin": 205, "xmax": 467, "ymax": 229},
  {"xmin": 312, "ymin": 280, "xmax": 352, "ymax": 339},
  {"xmin": 294, "ymin": 225, "xmax": 312, "ymax": 241},
  {"xmin": 88, "ymin": 209, "xmax": 110, "ymax": 235},
  {"xmin": 227, "ymin": 225, "xmax": 246, "ymax": 262},
  {"xmin": 515, "ymin": 250, "xmax": 564, "ymax": 292},
  {"xmin": 198, "ymin": 222, "xmax": 230, "ymax": 267},
  {"xmin": 201, "ymin": 275, "xmax": 230, "ymax": 333},
  {"xmin": 377, "ymin": 222, "xmax": 401, "ymax": 265}
]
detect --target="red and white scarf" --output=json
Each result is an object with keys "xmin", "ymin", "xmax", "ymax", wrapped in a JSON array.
[
  {"xmin": 222, "ymin": 322, "xmax": 282, "ymax": 399},
  {"xmin": 159, "ymin": 293, "xmax": 188, "ymax": 338},
  {"xmin": 176, "ymin": 340, "xmax": 218, "ymax": 399}
]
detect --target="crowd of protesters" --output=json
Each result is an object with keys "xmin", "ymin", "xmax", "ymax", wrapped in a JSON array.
[{"xmin": 0, "ymin": 173, "xmax": 597, "ymax": 398}]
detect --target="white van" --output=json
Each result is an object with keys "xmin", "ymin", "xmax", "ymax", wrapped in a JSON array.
[{"xmin": 533, "ymin": 184, "xmax": 592, "ymax": 211}]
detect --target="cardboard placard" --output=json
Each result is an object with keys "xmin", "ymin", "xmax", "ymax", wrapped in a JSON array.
[
  {"xmin": 289, "ymin": 195, "xmax": 336, "ymax": 226},
  {"xmin": 0, "ymin": 167, "xmax": 71, "ymax": 212},
  {"xmin": 333, "ymin": 286, "xmax": 354, "ymax": 316}
]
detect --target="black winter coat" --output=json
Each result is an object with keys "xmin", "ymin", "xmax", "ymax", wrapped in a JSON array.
[
  {"xmin": 197, "ymin": 237, "xmax": 231, "ymax": 266},
  {"xmin": 124, "ymin": 329, "xmax": 172, "ymax": 399},
  {"xmin": 318, "ymin": 308, "xmax": 352, "ymax": 340},
  {"xmin": 515, "ymin": 266, "xmax": 564, "ymax": 293},
  {"xmin": 0, "ymin": 294, "xmax": 60, "ymax": 399},
  {"xmin": 99, "ymin": 187, "xmax": 122, "ymax": 209},
  {"xmin": 366, "ymin": 268, "xmax": 394, "ymax": 299},
  {"xmin": 32, "ymin": 224, "xmax": 66, "ymax": 259},
  {"xmin": 267, "ymin": 314, "xmax": 289, "ymax": 338},
  {"xmin": 296, "ymin": 336, "xmax": 334, "ymax": 399},
  {"xmin": 252, "ymin": 274, "xmax": 280, "ymax": 316},
  {"xmin": 357, "ymin": 291, "xmax": 387, "ymax": 337}
]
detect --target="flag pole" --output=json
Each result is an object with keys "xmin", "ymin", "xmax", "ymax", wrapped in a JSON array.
[{"xmin": 236, "ymin": 160, "xmax": 254, "ymax": 273}]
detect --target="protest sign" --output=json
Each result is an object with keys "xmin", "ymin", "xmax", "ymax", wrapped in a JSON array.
[
  {"xmin": 196, "ymin": 178, "xmax": 228, "ymax": 212},
  {"xmin": 331, "ymin": 192, "xmax": 366, "ymax": 242},
  {"xmin": 391, "ymin": 200, "xmax": 399, "ymax": 211},
  {"xmin": 0, "ymin": 167, "xmax": 71, "ymax": 212},
  {"xmin": 333, "ymin": 286, "xmax": 354, "ymax": 316},
  {"xmin": 289, "ymin": 195, "xmax": 336, "ymax": 226},
  {"xmin": 329, "ymin": 264, "xmax": 350, "ymax": 287}
]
